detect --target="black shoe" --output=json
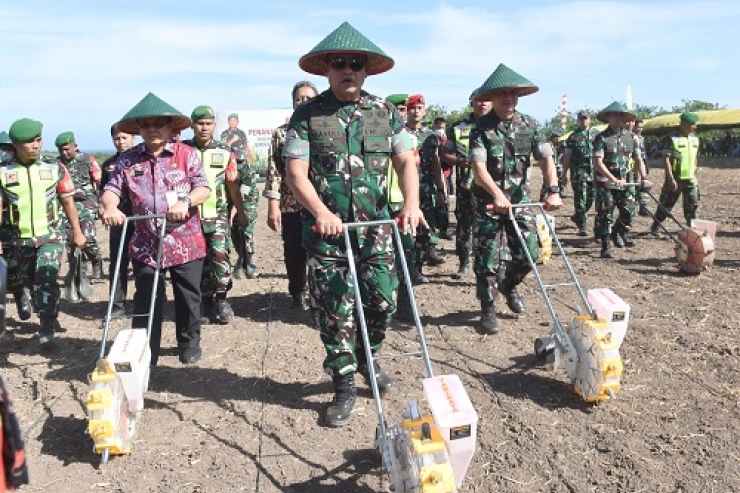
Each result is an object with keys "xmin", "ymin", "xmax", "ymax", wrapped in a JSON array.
[
  {"xmin": 650, "ymin": 221, "xmax": 661, "ymax": 236},
  {"xmin": 109, "ymin": 306, "xmax": 127, "ymax": 320},
  {"xmin": 201, "ymin": 297, "xmax": 214, "ymax": 324},
  {"xmin": 577, "ymin": 224, "xmax": 589, "ymax": 237},
  {"xmin": 292, "ymin": 292, "xmax": 309, "ymax": 310},
  {"xmin": 244, "ymin": 254, "xmax": 260, "ymax": 279},
  {"xmin": 611, "ymin": 229, "xmax": 625, "ymax": 248},
  {"xmin": 232, "ymin": 265, "xmax": 247, "ymax": 280},
  {"xmin": 499, "ymin": 281, "xmax": 525, "ymax": 314},
  {"xmin": 215, "ymin": 297, "xmax": 234, "ymax": 323},
  {"xmin": 410, "ymin": 268, "xmax": 429, "ymax": 285},
  {"xmin": 438, "ymin": 229, "xmax": 453, "ymax": 240},
  {"xmin": 600, "ymin": 236, "xmax": 614, "ymax": 259},
  {"xmin": 425, "ymin": 247, "xmax": 446, "ymax": 266},
  {"xmin": 477, "ymin": 299, "xmax": 499, "ymax": 335},
  {"xmin": 358, "ymin": 361, "xmax": 394, "ymax": 394},
  {"xmin": 14, "ymin": 289, "xmax": 33, "ymax": 321},
  {"xmin": 452, "ymin": 262, "xmax": 469, "ymax": 280},
  {"xmin": 38, "ymin": 315, "xmax": 58, "ymax": 350},
  {"xmin": 620, "ymin": 230, "xmax": 635, "ymax": 247},
  {"xmin": 325, "ymin": 374, "xmax": 357, "ymax": 427},
  {"xmin": 639, "ymin": 205, "xmax": 651, "ymax": 217},
  {"xmin": 179, "ymin": 347, "xmax": 202, "ymax": 364}
]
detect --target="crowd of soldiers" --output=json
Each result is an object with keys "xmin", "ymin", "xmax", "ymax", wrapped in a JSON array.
[{"xmin": 0, "ymin": 21, "xmax": 701, "ymax": 427}]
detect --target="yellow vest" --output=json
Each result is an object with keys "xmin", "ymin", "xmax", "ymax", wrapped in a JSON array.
[
  {"xmin": 0, "ymin": 160, "xmax": 61, "ymax": 238},
  {"xmin": 387, "ymin": 133, "xmax": 418, "ymax": 204},
  {"xmin": 196, "ymin": 147, "xmax": 232, "ymax": 220},
  {"xmin": 671, "ymin": 134, "xmax": 699, "ymax": 180}
]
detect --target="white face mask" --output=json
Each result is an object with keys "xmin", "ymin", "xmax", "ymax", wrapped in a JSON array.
[{"xmin": 435, "ymin": 129, "xmax": 446, "ymax": 137}]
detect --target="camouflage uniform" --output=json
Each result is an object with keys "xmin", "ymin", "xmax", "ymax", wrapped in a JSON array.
[
  {"xmin": 182, "ymin": 139, "xmax": 239, "ymax": 298},
  {"xmin": 282, "ymin": 89, "xmax": 414, "ymax": 376},
  {"xmin": 407, "ymin": 126, "xmax": 441, "ymax": 269},
  {"xmin": 444, "ymin": 116, "xmax": 477, "ymax": 266},
  {"xmin": 593, "ymin": 126, "xmax": 639, "ymax": 237},
  {"xmin": 220, "ymin": 127, "xmax": 249, "ymax": 156},
  {"xmin": 654, "ymin": 130, "xmax": 700, "ymax": 224},
  {"xmin": 0, "ymin": 156, "xmax": 76, "ymax": 319},
  {"xmin": 58, "ymin": 152, "xmax": 102, "ymax": 265},
  {"xmin": 469, "ymin": 111, "xmax": 550, "ymax": 303},
  {"xmin": 0, "ymin": 149, "xmax": 25, "ymax": 300},
  {"xmin": 231, "ymin": 152, "xmax": 260, "ymax": 274},
  {"xmin": 565, "ymin": 127, "xmax": 596, "ymax": 227}
]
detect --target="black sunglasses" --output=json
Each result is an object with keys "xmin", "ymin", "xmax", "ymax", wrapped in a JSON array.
[
  {"xmin": 137, "ymin": 118, "xmax": 172, "ymax": 129},
  {"xmin": 329, "ymin": 56, "xmax": 366, "ymax": 72}
]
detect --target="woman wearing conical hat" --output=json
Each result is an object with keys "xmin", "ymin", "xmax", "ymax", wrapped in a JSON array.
[
  {"xmin": 468, "ymin": 64, "xmax": 562, "ymax": 335},
  {"xmin": 283, "ymin": 22, "xmax": 425, "ymax": 428}
]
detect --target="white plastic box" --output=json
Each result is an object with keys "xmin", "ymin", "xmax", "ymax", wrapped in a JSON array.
[
  {"xmin": 587, "ymin": 288, "xmax": 630, "ymax": 347},
  {"xmin": 691, "ymin": 219, "xmax": 717, "ymax": 243},
  {"xmin": 107, "ymin": 329, "xmax": 151, "ymax": 413},
  {"xmin": 422, "ymin": 375, "xmax": 478, "ymax": 488}
]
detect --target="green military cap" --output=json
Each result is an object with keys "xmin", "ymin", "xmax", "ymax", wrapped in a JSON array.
[
  {"xmin": 0, "ymin": 131, "xmax": 11, "ymax": 146},
  {"xmin": 385, "ymin": 93, "xmax": 408, "ymax": 107},
  {"xmin": 299, "ymin": 21, "xmax": 394, "ymax": 76},
  {"xmin": 55, "ymin": 131, "xmax": 76, "ymax": 147},
  {"xmin": 118, "ymin": 92, "xmax": 191, "ymax": 135},
  {"xmin": 596, "ymin": 101, "xmax": 636, "ymax": 124},
  {"xmin": 228, "ymin": 113, "xmax": 239, "ymax": 120},
  {"xmin": 8, "ymin": 118, "xmax": 43, "ymax": 143},
  {"xmin": 191, "ymin": 105, "xmax": 216, "ymax": 122},
  {"xmin": 549, "ymin": 129, "xmax": 562, "ymax": 139},
  {"xmin": 680, "ymin": 111, "xmax": 699, "ymax": 125},
  {"xmin": 474, "ymin": 64, "xmax": 539, "ymax": 101}
]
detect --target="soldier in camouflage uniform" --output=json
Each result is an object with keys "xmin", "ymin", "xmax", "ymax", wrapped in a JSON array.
[
  {"xmin": 468, "ymin": 64, "xmax": 562, "ymax": 334},
  {"xmin": 55, "ymin": 131, "xmax": 103, "ymax": 297},
  {"xmin": 184, "ymin": 106, "xmax": 248, "ymax": 323},
  {"xmin": 592, "ymin": 102, "xmax": 650, "ymax": 258},
  {"xmin": 650, "ymin": 112, "xmax": 701, "ymax": 233},
  {"xmin": 220, "ymin": 114, "xmax": 253, "ymax": 162},
  {"xmin": 264, "ymin": 81, "xmax": 318, "ymax": 310},
  {"xmin": 405, "ymin": 94, "xmax": 446, "ymax": 277},
  {"xmin": 0, "ymin": 118, "xmax": 86, "ymax": 349},
  {"xmin": 0, "ymin": 131, "xmax": 33, "ymax": 321},
  {"xmin": 441, "ymin": 88, "xmax": 492, "ymax": 279},
  {"xmin": 231, "ymin": 149, "xmax": 260, "ymax": 279},
  {"xmin": 283, "ymin": 22, "xmax": 424, "ymax": 427},
  {"xmin": 562, "ymin": 110, "xmax": 596, "ymax": 236}
]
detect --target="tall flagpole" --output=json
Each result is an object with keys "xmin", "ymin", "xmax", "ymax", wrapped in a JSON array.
[
  {"xmin": 626, "ymin": 81, "xmax": 634, "ymax": 110},
  {"xmin": 561, "ymin": 94, "xmax": 568, "ymax": 130}
]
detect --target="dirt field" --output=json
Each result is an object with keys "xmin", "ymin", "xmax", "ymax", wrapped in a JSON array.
[{"xmin": 1, "ymin": 157, "xmax": 739, "ymax": 493}]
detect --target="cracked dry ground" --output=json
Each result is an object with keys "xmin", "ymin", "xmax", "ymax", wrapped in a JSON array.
[{"xmin": 1, "ymin": 157, "xmax": 739, "ymax": 493}]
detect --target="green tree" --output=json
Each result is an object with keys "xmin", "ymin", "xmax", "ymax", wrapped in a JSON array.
[{"xmin": 670, "ymin": 99, "xmax": 725, "ymax": 113}]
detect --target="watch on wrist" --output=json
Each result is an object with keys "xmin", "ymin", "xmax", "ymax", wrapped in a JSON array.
[
  {"xmin": 179, "ymin": 196, "xmax": 192, "ymax": 207},
  {"xmin": 546, "ymin": 185, "xmax": 560, "ymax": 195}
]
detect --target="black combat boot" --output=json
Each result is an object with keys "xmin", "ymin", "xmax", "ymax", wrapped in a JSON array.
[
  {"xmin": 291, "ymin": 291, "xmax": 309, "ymax": 310},
  {"xmin": 64, "ymin": 253, "xmax": 80, "ymax": 303},
  {"xmin": 242, "ymin": 254, "xmax": 259, "ymax": 279},
  {"xmin": 394, "ymin": 286, "xmax": 413, "ymax": 322},
  {"xmin": 358, "ymin": 360, "xmax": 394, "ymax": 393},
  {"xmin": 478, "ymin": 299, "xmax": 499, "ymax": 335},
  {"xmin": 577, "ymin": 223, "xmax": 589, "ymax": 237},
  {"xmin": 232, "ymin": 258, "xmax": 247, "ymax": 280},
  {"xmin": 91, "ymin": 258, "xmax": 104, "ymax": 280},
  {"xmin": 452, "ymin": 259, "xmax": 469, "ymax": 280},
  {"xmin": 499, "ymin": 279, "xmax": 525, "ymax": 314},
  {"xmin": 650, "ymin": 220, "xmax": 661, "ymax": 236},
  {"xmin": 14, "ymin": 288, "xmax": 32, "ymax": 321},
  {"xmin": 620, "ymin": 229, "xmax": 635, "ymax": 247},
  {"xmin": 38, "ymin": 315, "xmax": 58, "ymax": 350},
  {"xmin": 600, "ymin": 236, "xmax": 614, "ymax": 259},
  {"xmin": 425, "ymin": 246, "xmax": 446, "ymax": 266},
  {"xmin": 214, "ymin": 293, "xmax": 234, "ymax": 323},
  {"xmin": 201, "ymin": 296, "xmax": 214, "ymax": 324},
  {"xmin": 325, "ymin": 373, "xmax": 357, "ymax": 427},
  {"xmin": 410, "ymin": 264, "xmax": 429, "ymax": 285},
  {"xmin": 610, "ymin": 228, "xmax": 625, "ymax": 248}
]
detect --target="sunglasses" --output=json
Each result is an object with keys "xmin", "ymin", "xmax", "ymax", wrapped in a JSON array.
[
  {"xmin": 329, "ymin": 56, "xmax": 366, "ymax": 72},
  {"xmin": 138, "ymin": 118, "xmax": 172, "ymax": 129}
]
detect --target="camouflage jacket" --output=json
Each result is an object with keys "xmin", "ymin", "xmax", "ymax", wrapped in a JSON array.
[
  {"xmin": 406, "ymin": 125, "xmax": 440, "ymax": 190},
  {"xmin": 282, "ymin": 89, "xmax": 414, "ymax": 247},
  {"xmin": 220, "ymin": 127, "xmax": 249, "ymax": 153},
  {"xmin": 263, "ymin": 124, "xmax": 303, "ymax": 213},
  {"xmin": 592, "ymin": 126, "xmax": 638, "ymax": 183},
  {"xmin": 566, "ymin": 127, "xmax": 597, "ymax": 173},
  {"xmin": 59, "ymin": 151, "xmax": 101, "ymax": 209},
  {"xmin": 443, "ymin": 115, "xmax": 476, "ymax": 190},
  {"xmin": 469, "ymin": 110, "xmax": 551, "ymax": 207}
]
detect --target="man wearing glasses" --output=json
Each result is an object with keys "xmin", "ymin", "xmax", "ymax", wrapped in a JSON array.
[
  {"xmin": 100, "ymin": 93, "xmax": 211, "ymax": 366},
  {"xmin": 284, "ymin": 22, "xmax": 425, "ymax": 427}
]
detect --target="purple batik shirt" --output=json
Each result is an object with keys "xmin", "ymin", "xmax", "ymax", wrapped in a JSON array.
[{"xmin": 104, "ymin": 141, "xmax": 210, "ymax": 268}]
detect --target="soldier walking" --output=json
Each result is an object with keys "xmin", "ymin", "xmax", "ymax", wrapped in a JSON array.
[{"xmin": 562, "ymin": 110, "xmax": 596, "ymax": 236}]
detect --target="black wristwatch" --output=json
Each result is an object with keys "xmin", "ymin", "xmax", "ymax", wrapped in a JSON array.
[
  {"xmin": 179, "ymin": 196, "xmax": 192, "ymax": 207},
  {"xmin": 546, "ymin": 185, "xmax": 560, "ymax": 195}
]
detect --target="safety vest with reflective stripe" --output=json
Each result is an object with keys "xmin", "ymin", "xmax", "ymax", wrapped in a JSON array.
[
  {"xmin": 0, "ymin": 160, "xmax": 62, "ymax": 238},
  {"xmin": 195, "ymin": 147, "xmax": 232, "ymax": 220},
  {"xmin": 671, "ymin": 134, "xmax": 699, "ymax": 180}
]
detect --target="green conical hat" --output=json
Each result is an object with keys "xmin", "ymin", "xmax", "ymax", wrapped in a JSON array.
[
  {"xmin": 118, "ymin": 92, "xmax": 191, "ymax": 135},
  {"xmin": 0, "ymin": 131, "xmax": 11, "ymax": 146},
  {"xmin": 474, "ymin": 64, "xmax": 539, "ymax": 101},
  {"xmin": 299, "ymin": 21, "xmax": 394, "ymax": 76},
  {"xmin": 596, "ymin": 101, "xmax": 636, "ymax": 124}
]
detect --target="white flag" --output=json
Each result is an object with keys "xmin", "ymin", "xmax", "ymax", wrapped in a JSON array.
[{"xmin": 626, "ymin": 81, "xmax": 634, "ymax": 110}]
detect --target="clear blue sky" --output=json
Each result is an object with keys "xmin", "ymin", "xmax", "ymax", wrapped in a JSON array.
[{"xmin": 1, "ymin": 0, "xmax": 737, "ymax": 150}]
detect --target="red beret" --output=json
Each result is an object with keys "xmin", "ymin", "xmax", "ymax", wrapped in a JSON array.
[{"xmin": 406, "ymin": 94, "xmax": 425, "ymax": 107}]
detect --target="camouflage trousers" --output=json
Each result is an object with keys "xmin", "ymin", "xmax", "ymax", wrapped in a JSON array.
[
  {"xmin": 17, "ymin": 239, "xmax": 64, "ymax": 317},
  {"xmin": 414, "ymin": 182, "xmax": 439, "ymax": 266},
  {"xmin": 455, "ymin": 188, "xmax": 475, "ymax": 263},
  {"xmin": 654, "ymin": 178, "xmax": 700, "ymax": 225},
  {"xmin": 59, "ymin": 203, "xmax": 102, "ymax": 262},
  {"xmin": 435, "ymin": 200, "xmax": 450, "ymax": 234},
  {"xmin": 595, "ymin": 183, "xmax": 635, "ymax": 236},
  {"xmin": 571, "ymin": 170, "xmax": 594, "ymax": 226},
  {"xmin": 202, "ymin": 219, "xmax": 232, "ymax": 297},
  {"xmin": 304, "ymin": 220, "xmax": 398, "ymax": 377},
  {"xmin": 0, "ymin": 227, "xmax": 23, "ymax": 295},
  {"xmin": 474, "ymin": 210, "xmax": 538, "ymax": 303},
  {"xmin": 231, "ymin": 183, "xmax": 260, "ymax": 255}
]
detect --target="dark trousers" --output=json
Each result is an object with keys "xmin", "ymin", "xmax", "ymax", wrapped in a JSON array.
[
  {"xmin": 132, "ymin": 258, "xmax": 203, "ymax": 365},
  {"xmin": 108, "ymin": 225, "xmax": 134, "ymax": 311},
  {"xmin": 282, "ymin": 212, "xmax": 307, "ymax": 297}
]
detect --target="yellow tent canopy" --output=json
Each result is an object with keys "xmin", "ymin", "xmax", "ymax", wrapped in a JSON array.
[
  {"xmin": 558, "ymin": 124, "xmax": 607, "ymax": 142},
  {"xmin": 642, "ymin": 108, "xmax": 740, "ymax": 135}
]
